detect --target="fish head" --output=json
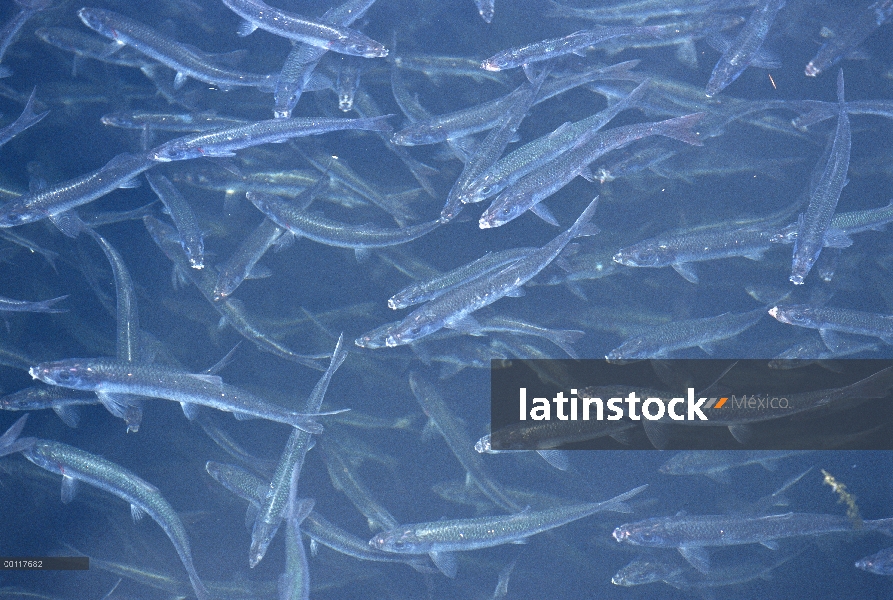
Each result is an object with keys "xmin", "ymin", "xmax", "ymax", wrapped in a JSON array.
[
  {"xmin": 611, "ymin": 519, "xmax": 670, "ymax": 547},
  {"xmin": 0, "ymin": 202, "xmax": 40, "ymax": 228},
  {"xmin": 385, "ymin": 313, "xmax": 441, "ymax": 347},
  {"xmin": 77, "ymin": 8, "xmax": 116, "ymax": 39},
  {"xmin": 767, "ymin": 305, "xmax": 815, "ymax": 327},
  {"xmin": 148, "ymin": 143, "xmax": 201, "ymax": 162},
  {"xmin": 369, "ymin": 527, "xmax": 429, "ymax": 554},
  {"xmin": 479, "ymin": 199, "xmax": 525, "ymax": 229},
  {"xmin": 29, "ymin": 360, "xmax": 102, "ymax": 391},
  {"xmin": 341, "ymin": 38, "xmax": 388, "ymax": 59},
  {"xmin": 611, "ymin": 559, "xmax": 674, "ymax": 586}
]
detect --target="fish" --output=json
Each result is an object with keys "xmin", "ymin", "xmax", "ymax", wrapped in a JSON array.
[
  {"xmin": 272, "ymin": 0, "xmax": 378, "ymax": 118},
  {"xmin": 28, "ymin": 358, "xmax": 338, "ymax": 433},
  {"xmin": 479, "ymin": 113, "xmax": 703, "ymax": 229},
  {"xmin": 246, "ymin": 191, "xmax": 440, "ymax": 255},
  {"xmin": 383, "ymin": 196, "xmax": 599, "ymax": 347},
  {"xmin": 0, "ymin": 151, "xmax": 156, "ymax": 233},
  {"xmin": 658, "ymin": 450, "xmax": 811, "ymax": 482},
  {"xmin": 481, "ymin": 27, "xmax": 651, "ymax": 71},
  {"xmin": 148, "ymin": 115, "xmax": 392, "ymax": 161},
  {"xmin": 145, "ymin": 172, "xmax": 204, "ymax": 269},
  {"xmin": 606, "ymin": 308, "xmax": 765, "ymax": 361},
  {"xmin": 856, "ymin": 545, "xmax": 893, "ymax": 575},
  {"xmin": 459, "ymin": 78, "xmax": 650, "ymax": 206},
  {"xmin": 220, "ymin": 0, "xmax": 388, "ymax": 58},
  {"xmin": 805, "ymin": 0, "xmax": 893, "ymax": 77},
  {"xmin": 387, "ymin": 248, "xmax": 533, "ymax": 310},
  {"xmin": 143, "ymin": 216, "xmax": 331, "ymax": 369},
  {"xmin": 704, "ymin": 0, "xmax": 786, "ymax": 97},
  {"xmin": 0, "ymin": 87, "xmax": 48, "ymax": 149},
  {"xmin": 614, "ymin": 511, "xmax": 893, "ymax": 573},
  {"xmin": 249, "ymin": 335, "xmax": 349, "ymax": 567},
  {"xmin": 790, "ymin": 70, "xmax": 851, "ymax": 285},
  {"xmin": 768, "ymin": 305, "xmax": 893, "ymax": 345},
  {"xmin": 0, "ymin": 414, "xmax": 31, "ymax": 457},
  {"xmin": 20, "ymin": 438, "xmax": 211, "ymax": 600},
  {"xmin": 0, "ymin": 294, "xmax": 67, "ymax": 313},
  {"xmin": 369, "ymin": 484, "xmax": 647, "ymax": 577},
  {"xmin": 409, "ymin": 371, "xmax": 521, "ymax": 513},
  {"xmin": 77, "ymin": 7, "xmax": 277, "ymax": 91}
]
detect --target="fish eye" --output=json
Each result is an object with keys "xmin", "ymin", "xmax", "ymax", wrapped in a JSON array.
[
  {"xmin": 479, "ymin": 185, "xmax": 492, "ymax": 195},
  {"xmin": 56, "ymin": 370, "xmax": 71, "ymax": 381},
  {"xmin": 500, "ymin": 206, "xmax": 511, "ymax": 216},
  {"xmin": 352, "ymin": 43, "xmax": 368, "ymax": 55}
]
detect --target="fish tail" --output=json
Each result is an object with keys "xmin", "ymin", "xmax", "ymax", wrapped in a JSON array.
[
  {"xmin": 31, "ymin": 294, "xmax": 70, "ymax": 313},
  {"xmin": 866, "ymin": 517, "xmax": 893, "ymax": 536},
  {"xmin": 600, "ymin": 484, "xmax": 649, "ymax": 513},
  {"xmin": 655, "ymin": 113, "xmax": 705, "ymax": 147},
  {"xmin": 545, "ymin": 329, "xmax": 585, "ymax": 359}
]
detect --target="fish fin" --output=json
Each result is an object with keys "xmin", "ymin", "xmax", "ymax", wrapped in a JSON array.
[
  {"xmin": 118, "ymin": 178, "xmax": 141, "ymax": 189},
  {"xmin": 421, "ymin": 419, "xmax": 438, "ymax": 442},
  {"xmin": 130, "ymin": 504, "xmax": 147, "ymax": 522},
  {"xmin": 760, "ymin": 540, "xmax": 779, "ymax": 550},
  {"xmin": 675, "ymin": 39, "xmax": 698, "ymax": 69},
  {"xmin": 511, "ymin": 538, "xmax": 529, "ymax": 544},
  {"xmin": 705, "ymin": 470, "xmax": 731, "ymax": 484},
  {"xmin": 698, "ymin": 342, "xmax": 717, "ymax": 355},
  {"xmin": 205, "ymin": 48, "xmax": 247, "ymax": 67},
  {"xmin": 61, "ymin": 475, "xmax": 79, "ymax": 504},
  {"xmin": 678, "ymin": 546, "xmax": 710, "ymax": 574},
  {"xmin": 354, "ymin": 247, "xmax": 371, "ymax": 262},
  {"xmin": 273, "ymin": 232, "xmax": 295, "ymax": 252},
  {"xmin": 530, "ymin": 203, "xmax": 559, "ymax": 226},
  {"xmin": 28, "ymin": 176, "xmax": 47, "ymax": 193},
  {"xmin": 822, "ymin": 228, "xmax": 853, "ymax": 248},
  {"xmin": 204, "ymin": 343, "xmax": 241, "ymax": 376},
  {"xmin": 429, "ymin": 551, "xmax": 457, "ymax": 578},
  {"xmin": 447, "ymin": 315, "xmax": 483, "ymax": 334},
  {"xmin": 536, "ymin": 449, "xmax": 570, "ymax": 471},
  {"xmin": 98, "ymin": 40, "xmax": 124, "ymax": 58},
  {"xmin": 245, "ymin": 504, "xmax": 258, "ymax": 530},
  {"xmin": 291, "ymin": 416, "xmax": 324, "ymax": 435},
  {"xmin": 504, "ymin": 287, "xmax": 526, "ymax": 297},
  {"xmin": 289, "ymin": 498, "xmax": 315, "ymax": 523},
  {"xmin": 49, "ymin": 211, "xmax": 84, "ymax": 239},
  {"xmin": 173, "ymin": 72, "xmax": 188, "ymax": 89},
  {"xmin": 245, "ymin": 264, "xmax": 273, "ymax": 279},
  {"xmin": 609, "ymin": 428, "xmax": 636, "ymax": 446},
  {"xmin": 187, "ymin": 373, "xmax": 223, "ymax": 386},
  {"xmin": 882, "ymin": 336, "xmax": 893, "ymax": 346},
  {"xmin": 743, "ymin": 250, "xmax": 766, "ymax": 261},
  {"xmin": 309, "ymin": 539, "xmax": 319, "ymax": 557},
  {"xmin": 727, "ymin": 424, "xmax": 753, "ymax": 445},
  {"xmin": 759, "ymin": 460, "xmax": 780, "ymax": 472},
  {"xmin": 53, "ymin": 405, "xmax": 80, "ymax": 428},
  {"xmin": 237, "ymin": 19, "xmax": 258, "ymax": 36},
  {"xmin": 232, "ymin": 410, "xmax": 254, "ymax": 421},
  {"xmin": 671, "ymin": 262, "xmax": 699, "ymax": 284},
  {"xmin": 578, "ymin": 166, "xmax": 595, "ymax": 183},
  {"xmin": 642, "ymin": 420, "xmax": 671, "ymax": 449},
  {"xmin": 180, "ymin": 402, "xmax": 201, "ymax": 420}
]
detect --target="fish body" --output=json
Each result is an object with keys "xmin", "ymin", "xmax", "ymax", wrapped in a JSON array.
[
  {"xmin": 21, "ymin": 438, "xmax": 210, "ymax": 600},
  {"xmin": 221, "ymin": 0, "xmax": 387, "ymax": 57},
  {"xmin": 29, "ymin": 358, "xmax": 328, "ymax": 432},
  {"xmin": 77, "ymin": 8, "xmax": 276, "ymax": 91}
]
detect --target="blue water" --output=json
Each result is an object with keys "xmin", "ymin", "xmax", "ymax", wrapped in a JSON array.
[{"xmin": 0, "ymin": 0, "xmax": 891, "ymax": 598}]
